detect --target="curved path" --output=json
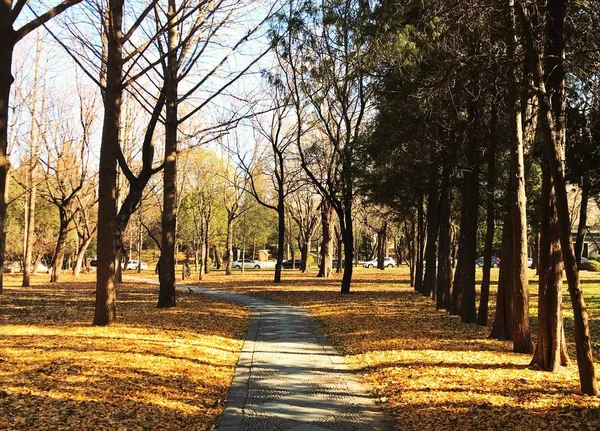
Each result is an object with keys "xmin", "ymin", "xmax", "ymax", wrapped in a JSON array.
[{"xmin": 182, "ymin": 285, "xmax": 390, "ymax": 431}]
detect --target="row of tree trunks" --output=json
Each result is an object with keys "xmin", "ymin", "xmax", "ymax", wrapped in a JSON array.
[{"xmin": 517, "ymin": 0, "xmax": 597, "ymax": 394}]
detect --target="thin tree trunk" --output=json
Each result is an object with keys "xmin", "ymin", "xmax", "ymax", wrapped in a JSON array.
[
  {"xmin": 275, "ymin": 203, "xmax": 284, "ymax": 282},
  {"xmin": 340, "ymin": 206, "xmax": 353, "ymax": 294},
  {"xmin": 490, "ymin": 205, "xmax": 514, "ymax": 340},
  {"xmin": 507, "ymin": 0, "xmax": 532, "ymax": 353},
  {"xmin": 478, "ymin": 104, "xmax": 497, "ymax": 326},
  {"xmin": 225, "ymin": 218, "xmax": 234, "ymax": 275},
  {"xmin": 73, "ymin": 235, "xmax": 94, "ymax": 277},
  {"xmin": 22, "ymin": 38, "xmax": 42, "ymax": 287},
  {"xmin": 318, "ymin": 200, "xmax": 333, "ymax": 278},
  {"xmin": 423, "ymin": 159, "xmax": 438, "ymax": 296},
  {"xmin": 93, "ymin": 0, "xmax": 124, "ymax": 325},
  {"xmin": 158, "ymin": 0, "xmax": 179, "ymax": 308},
  {"xmin": 415, "ymin": 194, "xmax": 425, "ymax": 293},
  {"xmin": 459, "ymin": 67, "xmax": 481, "ymax": 324},
  {"xmin": 575, "ymin": 179, "xmax": 589, "ymax": 265},
  {"xmin": 50, "ymin": 219, "xmax": 69, "ymax": 283},
  {"xmin": 0, "ymin": 24, "xmax": 14, "ymax": 295},
  {"xmin": 436, "ymin": 157, "xmax": 452, "ymax": 310}
]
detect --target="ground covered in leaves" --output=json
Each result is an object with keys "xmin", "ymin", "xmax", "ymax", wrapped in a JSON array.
[
  {"xmin": 0, "ymin": 273, "xmax": 250, "ymax": 431},
  {"xmin": 193, "ymin": 266, "xmax": 600, "ymax": 430}
]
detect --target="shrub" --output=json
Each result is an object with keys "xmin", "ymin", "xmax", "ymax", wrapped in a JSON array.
[
  {"xmin": 582, "ymin": 260, "xmax": 600, "ymax": 272},
  {"xmin": 588, "ymin": 254, "xmax": 600, "ymax": 262}
]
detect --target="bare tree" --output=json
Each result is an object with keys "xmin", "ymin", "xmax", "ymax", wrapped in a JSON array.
[
  {"xmin": 276, "ymin": 0, "xmax": 372, "ymax": 293},
  {"xmin": 0, "ymin": 0, "xmax": 83, "ymax": 293}
]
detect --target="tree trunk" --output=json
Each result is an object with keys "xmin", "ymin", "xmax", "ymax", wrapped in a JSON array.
[
  {"xmin": 93, "ymin": 0, "xmax": 123, "ymax": 325},
  {"xmin": 490, "ymin": 205, "xmax": 514, "ymax": 340},
  {"xmin": 531, "ymin": 154, "xmax": 569, "ymax": 371},
  {"xmin": 340, "ymin": 206, "xmax": 353, "ymax": 294},
  {"xmin": 415, "ymin": 194, "xmax": 425, "ymax": 293},
  {"xmin": 518, "ymin": 0, "xmax": 597, "ymax": 394},
  {"xmin": 274, "ymin": 203, "xmax": 284, "ymax": 282},
  {"xmin": 478, "ymin": 104, "xmax": 497, "ymax": 326},
  {"xmin": 300, "ymin": 240, "xmax": 309, "ymax": 273},
  {"xmin": 507, "ymin": 0, "xmax": 532, "ymax": 354},
  {"xmin": 51, "ymin": 219, "xmax": 69, "ymax": 283},
  {"xmin": 459, "ymin": 75, "xmax": 480, "ymax": 324},
  {"xmin": 0, "ymin": 20, "xmax": 15, "ymax": 295},
  {"xmin": 318, "ymin": 200, "xmax": 334, "ymax": 278},
  {"xmin": 423, "ymin": 159, "xmax": 439, "ymax": 297},
  {"xmin": 73, "ymin": 235, "xmax": 93, "ymax": 277},
  {"xmin": 575, "ymin": 179, "xmax": 589, "ymax": 265},
  {"xmin": 225, "ymin": 218, "xmax": 234, "ymax": 275},
  {"xmin": 436, "ymin": 157, "xmax": 452, "ymax": 310},
  {"xmin": 157, "ymin": 0, "xmax": 179, "ymax": 309}
]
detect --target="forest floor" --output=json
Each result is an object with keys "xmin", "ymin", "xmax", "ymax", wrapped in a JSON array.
[
  {"xmin": 191, "ymin": 266, "xmax": 600, "ymax": 430},
  {"xmin": 0, "ymin": 272, "xmax": 250, "ymax": 431},
  {"xmin": 2, "ymin": 267, "xmax": 600, "ymax": 430}
]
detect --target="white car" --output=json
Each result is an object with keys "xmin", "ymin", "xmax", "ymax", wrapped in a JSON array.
[
  {"xmin": 233, "ymin": 259, "xmax": 262, "ymax": 269},
  {"xmin": 363, "ymin": 257, "xmax": 396, "ymax": 268},
  {"xmin": 123, "ymin": 260, "xmax": 148, "ymax": 270}
]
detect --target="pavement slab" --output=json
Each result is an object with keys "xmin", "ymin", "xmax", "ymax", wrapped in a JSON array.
[{"xmin": 178, "ymin": 284, "xmax": 390, "ymax": 431}]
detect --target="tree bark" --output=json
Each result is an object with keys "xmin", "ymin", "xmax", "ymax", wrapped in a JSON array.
[
  {"xmin": 157, "ymin": 0, "xmax": 179, "ymax": 308},
  {"xmin": 507, "ymin": 0, "xmax": 532, "ymax": 354},
  {"xmin": 518, "ymin": 0, "xmax": 598, "ymax": 394},
  {"xmin": 317, "ymin": 200, "xmax": 334, "ymax": 278},
  {"xmin": 478, "ymin": 103, "xmax": 497, "ymax": 326},
  {"xmin": 423, "ymin": 159, "xmax": 439, "ymax": 296},
  {"xmin": 0, "ymin": 20, "xmax": 14, "ymax": 295},
  {"xmin": 93, "ymin": 0, "xmax": 124, "ymax": 325},
  {"xmin": 415, "ymin": 194, "xmax": 425, "ymax": 293},
  {"xmin": 436, "ymin": 156, "xmax": 452, "ymax": 310},
  {"xmin": 459, "ymin": 97, "xmax": 480, "ymax": 324},
  {"xmin": 531, "ymin": 154, "xmax": 569, "ymax": 371},
  {"xmin": 490, "ymin": 202, "xmax": 514, "ymax": 340},
  {"xmin": 51, "ymin": 216, "xmax": 69, "ymax": 283},
  {"xmin": 225, "ymin": 218, "xmax": 234, "ymax": 275},
  {"xmin": 575, "ymin": 179, "xmax": 589, "ymax": 265}
]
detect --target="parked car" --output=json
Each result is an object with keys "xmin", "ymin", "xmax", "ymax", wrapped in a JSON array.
[
  {"xmin": 90, "ymin": 258, "xmax": 97, "ymax": 267},
  {"xmin": 3, "ymin": 261, "xmax": 22, "ymax": 273},
  {"xmin": 233, "ymin": 259, "xmax": 262, "ymax": 269},
  {"xmin": 122, "ymin": 260, "xmax": 148, "ymax": 270},
  {"xmin": 527, "ymin": 257, "xmax": 533, "ymax": 268},
  {"xmin": 363, "ymin": 257, "xmax": 396, "ymax": 268},
  {"xmin": 475, "ymin": 256, "xmax": 501, "ymax": 268},
  {"xmin": 282, "ymin": 259, "xmax": 303, "ymax": 269},
  {"xmin": 332, "ymin": 259, "xmax": 345, "ymax": 268}
]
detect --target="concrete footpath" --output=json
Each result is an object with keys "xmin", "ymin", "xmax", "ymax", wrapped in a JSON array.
[{"xmin": 182, "ymin": 285, "xmax": 390, "ymax": 431}]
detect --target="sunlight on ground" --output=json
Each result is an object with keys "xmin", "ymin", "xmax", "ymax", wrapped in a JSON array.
[
  {"xmin": 187, "ymin": 266, "xmax": 600, "ymax": 430},
  {"xmin": 0, "ymin": 273, "xmax": 250, "ymax": 430}
]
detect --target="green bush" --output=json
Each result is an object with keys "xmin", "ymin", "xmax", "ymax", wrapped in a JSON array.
[
  {"xmin": 582, "ymin": 260, "xmax": 600, "ymax": 272},
  {"xmin": 588, "ymin": 254, "xmax": 600, "ymax": 262}
]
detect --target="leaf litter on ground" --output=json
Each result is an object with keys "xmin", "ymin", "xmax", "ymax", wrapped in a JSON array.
[{"xmin": 0, "ymin": 273, "xmax": 250, "ymax": 431}]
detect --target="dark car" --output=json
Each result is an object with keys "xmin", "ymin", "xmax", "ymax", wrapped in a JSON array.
[
  {"xmin": 475, "ymin": 256, "xmax": 501, "ymax": 268},
  {"xmin": 282, "ymin": 259, "xmax": 303, "ymax": 269},
  {"xmin": 332, "ymin": 259, "xmax": 345, "ymax": 268}
]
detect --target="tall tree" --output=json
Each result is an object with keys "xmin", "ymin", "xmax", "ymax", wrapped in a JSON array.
[
  {"xmin": 0, "ymin": 0, "xmax": 83, "ymax": 293},
  {"xmin": 518, "ymin": 0, "xmax": 598, "ymax": 395},
  {"xmin": 277, "ymin": 0, "xmax": 372, "ymax": 293}
]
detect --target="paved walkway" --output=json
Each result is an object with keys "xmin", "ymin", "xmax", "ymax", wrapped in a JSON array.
[{"xmin": 182, "ymin": 285, "xmax": 390, "ymax": 431}]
